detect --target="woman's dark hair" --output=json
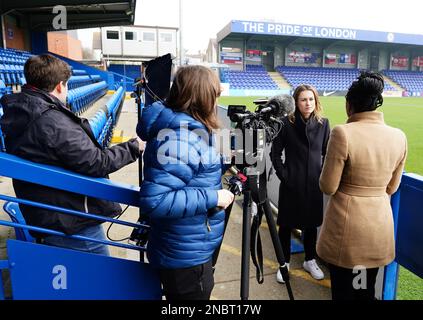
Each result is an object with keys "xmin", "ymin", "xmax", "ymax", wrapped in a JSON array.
[{"xmin": 345, "ymin": 71, "xmax": 384, "ymax": 113}]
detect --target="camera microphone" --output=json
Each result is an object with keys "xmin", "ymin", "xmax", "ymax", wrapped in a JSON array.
[{"xmin": 262, "ymin": 94, "xmax": 295, "ymax": 118}]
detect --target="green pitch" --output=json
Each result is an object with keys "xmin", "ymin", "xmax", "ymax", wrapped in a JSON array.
[
  {"xmin": 219, "ymin": 96, "xmax": 423, "ymax": 176},
  {"xmin": 218, "ymin": 95, "xmax": 423, "ymax": 300}
]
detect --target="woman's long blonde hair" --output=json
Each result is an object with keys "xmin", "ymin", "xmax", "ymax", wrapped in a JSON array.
[
  {"xmin": 166, "ymin": 65, "xmax": 221, "ymax": 132},
  {"xmin": 289, "ymin": 84, "xmax": 324, "ymax": 124}
]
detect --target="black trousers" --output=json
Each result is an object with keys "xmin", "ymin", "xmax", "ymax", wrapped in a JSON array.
[
  {"xmin": 159, "ymin": 260, "xmax": 214, "ymax": 301},
  {"xmin": 328, "ymin": 264, "xmax": 379, "ymax": 300},
  {"xmin": 278, "ymin": 226, "xmax": 317, "ymax": 263}
]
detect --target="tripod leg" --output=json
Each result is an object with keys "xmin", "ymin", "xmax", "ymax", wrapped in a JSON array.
[
  {"xmin": 262, "ymin": 199, "xmax": 295, "ymax": 300},
  {"xmin": 241, "ymin": 190, "xmax": 252, "ymax": 300}
]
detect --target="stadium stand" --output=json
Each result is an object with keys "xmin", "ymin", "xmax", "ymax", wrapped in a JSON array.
[
  {"xmin": 67, "ymin": 81, "xmax": 108, "ymax": 114},
  {"xmin": 277, "ymin": 66, "xmax": 397, "ymax": 91},
  {"xmin": 88, "ymin": 86, "xmax": 125, "ymax": 148},
  {"xmin": 0, "ymin": 47, "xmax": 126, "ymax": 153},
  {"xmin": 227, "ymin": 64, "xmax": 278, "ymax": 90},
  {"xmin": 383, "ymin": 70, "xmax": 423, "ymax": 92},
  {"xmin": 0, "ymin": 48, "xmax": 31, "ymax": 87}
]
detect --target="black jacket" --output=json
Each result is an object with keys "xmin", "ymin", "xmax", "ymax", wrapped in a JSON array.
[
  {"xmin": 271, "ymin": 110, "xmax": 330, "ymax": 228},
  {"xmin": 0, "ymin": 85, "xmax": 140, "ymax": 236}
]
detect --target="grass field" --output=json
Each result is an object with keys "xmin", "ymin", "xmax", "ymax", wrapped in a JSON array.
[{"xmin": 218, "ymin": 95, "xmax": 423, "ymax": 300}]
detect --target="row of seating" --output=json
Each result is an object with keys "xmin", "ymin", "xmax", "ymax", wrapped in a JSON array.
[
  {"xmin": 72, "ymin": 69, "xmax": 88, "ymax": 76},
  {"xmin": 68, "ymin": 75, "xmax": 102, "ymax": 89},
  {"xmin": 277, "ymin": 66, "xmax": 398, "ymax": 91},
  {"xmin": 0, "ymin": 63, "xmax": 25, "ymax": 86},
  {"xmin": 88, "ymin": 86, "xmax": 125, "ymax": 147},
  {"xmin": 0, "ymin": 48, "xmax": 32, "ymax": 87},
  {"xmin": 67, "ymin": 81, "xmax": 108, "ymax": 114},
  {"xmin": 89, "ymin": 109, "xmax": 113, "ymax": 147},
  {"xmin": 227, "ymin": 65, "xmax": 279, "ymax": 90},
  {"xmin": 383, "ymin": 70, "xmax": 423, "ymax": 92}
]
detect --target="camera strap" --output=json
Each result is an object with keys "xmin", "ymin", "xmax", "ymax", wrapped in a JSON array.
[{"xmin": 250, "ymin": 204, "xmax": 264, "ymax": 284}]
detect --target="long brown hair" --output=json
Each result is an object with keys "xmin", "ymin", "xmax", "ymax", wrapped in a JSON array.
[
  {"xmin": 289, "ymin": 84, "xmax": 324, "ymax": 123},
  {"xmin": 166, "ymin": 65, "xmax": 221, "ymax": 132}
]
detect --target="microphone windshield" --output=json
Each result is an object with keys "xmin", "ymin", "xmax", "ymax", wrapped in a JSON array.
[{"xmin": 265, "ymin": 94, "xmax": 295, "ymax": 117}]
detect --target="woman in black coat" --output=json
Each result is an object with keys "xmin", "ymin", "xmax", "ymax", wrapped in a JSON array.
[{"xmin": 271, "ymin": 84, "xmax": 330, "ymax": 283}]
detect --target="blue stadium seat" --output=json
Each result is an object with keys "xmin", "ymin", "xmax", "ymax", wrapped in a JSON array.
[
  {"xmin": 383, "ymin": 70, "xmax": 423, "ymax": 92},
  {"xmin": 227, "ymin": 65, "xmax": 278, "ymax": 90},
  {"xmin": 88, "ymin": 86, "xmax": 124, "ymax": 147},
  {"xmin": 3, "ymin": 202, "xmax": 35, "ymax": 242}
]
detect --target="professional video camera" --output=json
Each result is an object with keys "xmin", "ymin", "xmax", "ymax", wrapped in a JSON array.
[
  {"xmin": 227, "ymin": 94, "xmax": 295, "ymax": 173},
  {"xmin": 211, "ymin": 94, "xmax": 296, "ymax": 300}
]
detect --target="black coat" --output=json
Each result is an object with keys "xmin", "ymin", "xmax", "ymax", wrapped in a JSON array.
[
  {"xmin": 0, "ymin": 85, "xmax": 140, "ymax": 236},
  {"xmin": 271, "ymin": 110, "xmax": 330, "ymax": 228}
]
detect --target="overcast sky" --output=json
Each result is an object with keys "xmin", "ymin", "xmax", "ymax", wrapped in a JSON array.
[{"xmin": 79, "ymin": 0, "xmax": 423, "ymax": 54}]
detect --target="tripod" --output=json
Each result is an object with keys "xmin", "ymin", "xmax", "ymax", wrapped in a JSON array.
[{"xmin": 212, "ymin": 166, "xmax": 295, "ymax": 300}]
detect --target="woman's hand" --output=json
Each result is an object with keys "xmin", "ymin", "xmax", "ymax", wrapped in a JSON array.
[{"xmin": 217, "ymin": 189, "xmax": 235, "ymax": 209}]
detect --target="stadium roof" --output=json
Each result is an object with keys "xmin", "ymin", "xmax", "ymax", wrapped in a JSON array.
[
  {"xmin": 217, "ymin": 20, "xmax": 423, "ymax": 48},
  {"xmin": 0, "ymin": 0, "xmax": 136, "ymax": 31}
]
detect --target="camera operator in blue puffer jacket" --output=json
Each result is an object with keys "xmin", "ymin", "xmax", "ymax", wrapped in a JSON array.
[{"xmin": 136, "ymin": 65, "xmax": 234, "ymax": 300}]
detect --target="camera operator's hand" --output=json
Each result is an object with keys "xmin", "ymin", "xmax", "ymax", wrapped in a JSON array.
[
  {"xmin": 217, "ymin": 189, "xmax": 235, "ymax": 209},
  {"xmin": 135, "ymin": 136, "xmax": 146, "ymax": 152}
]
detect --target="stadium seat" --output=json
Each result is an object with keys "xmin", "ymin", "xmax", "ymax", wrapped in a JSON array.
[
  {"xmin": 88, "ymin": 86, "xmax": 124, "ymax": 147},
  {"xmin": 383, "ymin": 70, "xmax": 423, "ymax": 92},
  {"xmin": 3, "ymin": 202, "xmax": 35, "ymax": 242},
  {"xmin": 227, "ymin": 65, "xmax": 278, "ymax": 90}
]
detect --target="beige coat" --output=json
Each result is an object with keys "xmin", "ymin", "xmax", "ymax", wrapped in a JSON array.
[{"xmin": 317, "ymin": 111, "xmax": 407, "ymax": 269}]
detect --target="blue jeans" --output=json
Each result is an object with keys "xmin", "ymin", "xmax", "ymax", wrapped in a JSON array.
[{"xmin": 42, "ymin": 224, "xmax": 110, "ymax": 256}]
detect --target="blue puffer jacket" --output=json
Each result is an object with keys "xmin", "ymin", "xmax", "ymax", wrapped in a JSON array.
[{"xmin": 136, "ymin": 102, "xmax": 225, "ymax": 269}]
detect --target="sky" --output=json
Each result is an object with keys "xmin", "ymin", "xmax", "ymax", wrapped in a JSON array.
[{"xmin": 79, "ymin": 0, "xmax": 423, "ymax": 54}]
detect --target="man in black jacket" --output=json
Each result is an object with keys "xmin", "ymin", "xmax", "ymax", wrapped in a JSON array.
[{"xmin": 0, "ymin": 54, "xmax": 143, "ymax": 255}]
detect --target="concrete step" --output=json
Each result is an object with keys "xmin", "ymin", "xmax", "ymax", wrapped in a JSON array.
[
  {"xmin": 268, "ymin": 71, "xmax": 292, "ymax": 89},
  {"xmin": 384, "ymin": 76, "xmax": 404, "ymax": 91}
]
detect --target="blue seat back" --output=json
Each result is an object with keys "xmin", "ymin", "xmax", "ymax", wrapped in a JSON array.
[{"xmin": 3, "ymin": 202, "xmax": 35, "ymax": 242}]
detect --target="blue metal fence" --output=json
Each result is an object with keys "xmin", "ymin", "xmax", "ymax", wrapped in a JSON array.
[
  {"xmin": 383, "ymin": 173, "xmax": 423, "ymax": 299},
  {"xmin": 0, "ymin": 152, "xmax": 160, "ymax": 300}
]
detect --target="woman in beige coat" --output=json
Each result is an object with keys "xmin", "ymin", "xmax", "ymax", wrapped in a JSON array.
[{"xmin": 317, "ymin": 71, "xmax": 407, "ymax": 300}]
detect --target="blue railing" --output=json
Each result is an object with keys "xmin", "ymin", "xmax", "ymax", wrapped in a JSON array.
[
  {"xmin": 383, "ymin": 173, "xmax": 423, "ymax": 299},
  {"xmin": 0, "ymin": 152, "xmax": 161, "ymax": 300}
]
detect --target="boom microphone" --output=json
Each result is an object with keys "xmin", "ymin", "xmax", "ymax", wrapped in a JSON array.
[{"xmin": 262, "ymin": 94, "xmax": 295, "ymax": 118}]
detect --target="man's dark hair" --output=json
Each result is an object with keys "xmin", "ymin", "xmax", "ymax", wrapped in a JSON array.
[
  {"xmin": 345, "ymin": 71, "xmax": 385, "ymax": 113},
  {"xmin": 24, "ymin": 54, "xmax": 72, "ymax": 92}
]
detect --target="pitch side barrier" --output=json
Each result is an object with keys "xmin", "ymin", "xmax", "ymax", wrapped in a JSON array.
[
  {"xmin": 0, "ymin": 152, "xmax": 161, "ymax": 300},
  {"xmin": 383, "ymin": 173, "xmax": 423, "ymax": 299}
]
